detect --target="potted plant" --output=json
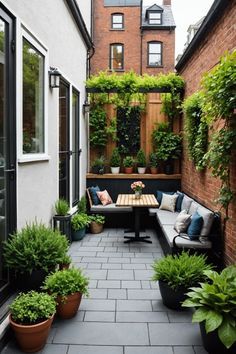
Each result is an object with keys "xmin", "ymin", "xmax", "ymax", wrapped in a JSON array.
[
  {"xmin": 182, "ymin": 266, "xmax": 236, "ymax": 354},
  {"xmin": 136, "ymin": 149, "xmax": 146, "ymax": 174},
  {"xmin": 3, "ymin": 222, "xmax": 69, "ymax": 291},
  {"xmin": 43, "ymin": 267, "xmax": 89, "ymax": 319},
  {"xmin": 91, "ymin": 156, "xmax": 105, "ymax": 174},
  {"xmin": 9, "ymin": 291, "xmax": 56, "ymax": 353},
  {"xmin": 123, "ymin": 156, "xmax": 134, "ymax": 174},
  {"xmin": 152, "ymin": 251, "xmax": 213, "ymax": 309},
  {"xmin": 71, "ymin": 213, "xmax": 91, "ymax": 241},
  {"xmin": 77, "ymin": 196, "xmax": 87, "ymax": 214},
  {"xmin": 53, "ymin": 198, "xmax": 71, "ymax": 242},
  {"xmin": 59, "ymin": 254, "xmax": 72, "ymax": 270},
  {"xmin": 90, "ymin": 214, "xmax": 105, "ymax": 234},
  {"xmin": 149, "ymin": 152, "xmax": 158, "ymax": 174},
  {"xmin": 110, "ymin": 148, "xmax": 121, "ymax": 174}
]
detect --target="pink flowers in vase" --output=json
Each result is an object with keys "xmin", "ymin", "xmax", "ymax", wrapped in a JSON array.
[{"xmin": 131, "ymin": 181, "xmax": 145, "ymax": 192}]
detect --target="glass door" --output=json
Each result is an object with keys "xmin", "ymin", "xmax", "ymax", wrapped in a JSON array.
[
  {"xmin": 0, "ymin": 7, "xmax": 16, "ymax": 303},
  {"xmin": 72, "ymin": 89, "xmax": 80, "ymax": 205}
]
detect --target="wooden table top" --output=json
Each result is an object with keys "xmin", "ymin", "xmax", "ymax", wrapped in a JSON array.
[{"xmin": 116, "ymin": 194, "xmax": 159, "ymax": 207}]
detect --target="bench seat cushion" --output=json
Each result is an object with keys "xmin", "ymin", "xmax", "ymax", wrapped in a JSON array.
[
  {"xmin": 161, "ymin": 224, "xmax": 212, "ymax": 249},
  {"xmin": 156, "ymin": 210, "xmax": 179, "ymax": 225},
  {"xmin": 91, "ymin": 203, "xmax": 132, "ymax": 213}
]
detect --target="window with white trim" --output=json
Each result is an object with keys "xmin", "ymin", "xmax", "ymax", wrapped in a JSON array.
[
  {"xmin": 111, "ymin": 13, "xmax": 124, "ymax": 29},
  {"xmin": 148, "ymin": 41, "xmax": 162, "ymax": 67}
]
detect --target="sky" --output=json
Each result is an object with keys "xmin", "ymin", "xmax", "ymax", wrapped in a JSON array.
[{"xmin": 144, "ymin": 0, "xmax": 215, "ymax": 56}]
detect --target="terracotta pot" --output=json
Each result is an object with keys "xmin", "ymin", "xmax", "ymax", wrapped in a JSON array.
[
  {"xmin": 59, "ymin": 263, "xmax": 70, "ymax": 270},
  {"xmin": 57, "ymin": 292, "xmax": 82, "ymax": 319},
  {"xmin": 159, "ymin": 280, "xmax": 188, "ymax": 310},
  {"xmin": 150, "ymin": 167, "xmax": 158, "ymax": 174},
  {"xmin": 124, "ymin": 167, "xmax": 133, "ymax": 174},
  {"xmin": 10, "ymin": 314, "xmax": 54, "ymax": 353},
  {"xmin": 90, "ymin": 221, "xmax": 104, "ymax": 234}
]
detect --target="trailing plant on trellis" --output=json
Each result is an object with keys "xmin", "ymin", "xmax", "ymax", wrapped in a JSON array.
[
  {"xmin": 89, "ymin": 107, "xmax": 107, "ymax": 149},
  {"xmin": 201, "ymin": 51, "xmax": 236, "ymax": 213},
  {"xmin": 182, "ymin": 91, "xmax": 208, "ymax": 170}
]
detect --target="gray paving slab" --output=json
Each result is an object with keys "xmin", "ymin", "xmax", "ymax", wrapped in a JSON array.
[
  {"xmin": 1, "ymin": 342, "xmax": 68, "ymax": 354},
  {"xmin": 53, "ymin": 311, "xmax": 85, "ymax": 326},
  {"xmin": 102, "ymin": 263, "xmax": 122, "ymax": 269},
  {"xmin": 104, "ymin": 246, "xmax": 118, "ymax": 251},
  {"xmin": 88, "ymin": 288, "xmax": 108, "ymax": 299},
  {"xmin": 108, "ymin": 270, "xmax": 134, "ymax": 280},
  {"xmin": 80, "ymin": 299, "xmax": 116, "ymax": 311},
  {"xmin": 122, "ymin": 280, "xmax": 141, "ymax": 289},
  {"xmin": 173, "ymin": 346, "xmax": 195, "ymax": 354},
  {"xmin": 71, "ymin": 251, "xmax": 97, "ymax": 257},
  {"xmin": 134, "ymin": 270, "xmax": 154, "ymax": 280},
  {"xmin": 149, "ymin": 323, "xmax": 202, "ymax": 345},
  {"xmin": 152, "ymin": 299, "xmax": 169, "ymax": 311},
  {"xmin": 82, "ymin": 257, "xmax": 108, "ymax": 263},
  {"xmin": 116, "ymin": 311, "xmax": 169, "ymax": 322},
  {"xmin": 131, "ymin": 258, "xmax": 154, "ymax": 264},
  {"xmin": 108, "ymin": 289, "xmax": 127, "ymax": 299},
  {"xmin": 109, "ymin": 257, "xmax": 131, "ymax": 263},
  {"xmin": 84, "ymin": 269, "xmax": 107, "ymax": 279},
  {"xmin": 87, "ymin": 263, "xmax": 102, "ymax": 269},
  {"xmin": 125, "ymin": 347, "xmax": 173, "ymax": 354},
  {"xmin": 78, "ymin": 246, "xmax": 105, "ymax": 252},
  {"xmin": 53, "ymin": 322, "xmax": 149, "ymax": 345},
  {"xmin": 84, "ymin": 311, "xmax": 115, "ymax": 322},
  {"xmin": 128, "ymin": 289, "xmax": 161, "ymax": 300},
  {"xmin": 68, "ymin": 345, "xmax": 123, "ymax": 354},
  {"xmin": 88, "ymin": 280, "xmax": 98, "ymax": 288},
  {"xmin": 193, "ymin": 347, "xmax": 208, "ymax": 354},
  {"xmin": 168, "ymin": 309, "xmax": 193, "ymax": 323},
  {"xmin": 98, "ymin": 280, "xmax": 121, "ymax": 288},
  {"xmin": 117, "ymin": 300, "xmax": 152, "ymax": 311},
  {"xmin": 122, "ymin": 264, "xmax": 146, "ymax": 269},
  {"xmin": 141, "ymin": 281, "xmax": 151, "ymax": 288}
]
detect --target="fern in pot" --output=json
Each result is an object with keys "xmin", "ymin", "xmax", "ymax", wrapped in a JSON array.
[
  {"xmin": 110, "ymin": 148, "xmax": 121, "ymax": 174},
  {"xmin": 152, "ymin": 251, "xmax": 213, "ymax": 309},
  {"xmin": 71, "ymin": 213, "xmax": 91, "ymax": 241},
  {"xmin": 182, "ymin": 266, "xmax": 236, "ymax": 354}
]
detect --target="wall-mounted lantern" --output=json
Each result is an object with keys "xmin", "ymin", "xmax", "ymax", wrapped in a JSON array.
[{"xmin": 49, "ymin": 67, "xmax": 61, "ymax": 89}]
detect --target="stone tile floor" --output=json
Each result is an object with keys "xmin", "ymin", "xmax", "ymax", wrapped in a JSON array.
[{"xmin": 2, "ymin": 228, "xmax": 208, "ymax": 354}]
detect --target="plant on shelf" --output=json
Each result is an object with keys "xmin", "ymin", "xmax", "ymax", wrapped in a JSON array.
[
  {"xmin": 136, "ymin": 149, "xmax": 146, "ymax": 174},
  {"xmin": 152, "ymin": 251, "xmax": 213, "ymax": 309},
  {"xmin": 110, "ymin": 147, "xmax": 121, "ymax": 174},
  {"xmin": 89, "ymin": 214, "xmax": 105, "ymax": 234},
  {"xmin": 9, "ymin": 291, "xmax": 56, "ymax": 353},
  {"xmin": 54, "ymin": 198, "xmax": 70, "ymax": 216},
  {"xmin": 182, "ymin": 265, "xmax": 236, "ymax": 353},
  {"xmin": 91, "ymin": 156, "xmax": 105, "ymax": 174},
  {"xmin": 3, "ymin": 222, "xmax": 69, "ymax": 291},
  {"xmin": 71, "ymin": 213, "xmax": 91, "ymax": 241},
  {"xmin": 149, "ymin": 152, "xmax": 158, "ymax": 174},
  {"xmin": 123, "ymin": 155, "xmax": 134, "ymax": 174},
  {"xmin": 42, "ymin": 267, "xmax": 89, "ymax": 319}
]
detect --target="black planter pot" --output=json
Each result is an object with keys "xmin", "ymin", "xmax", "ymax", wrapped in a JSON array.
[
  {"xmin": 159, "ymin": 280, "xmax": 188, "ymax": 309},
  {"xmin": 91, "ymin": 166, "xmax": 104, "ymax": 174},
  {"xmin": 200, "ymin": 322, "xmax": 236, "ymax": 354},
  {"xmin": 12, "ymin": 269, "xmax": 49, "ymax": 291},
  {"xmin": 164, "ymin": 161, "xmax": 174, "ymax": 175}
]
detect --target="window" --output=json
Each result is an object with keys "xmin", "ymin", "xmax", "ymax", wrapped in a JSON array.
[
  {"xmin": 148, "ymin": 11, "xmax": 162, "ymax": 25},
  {"xmin": 111, "ymin": 13, "xmax": 124, "ymax": 29},
  {"xmin": 110, "ymin": 44, "xmax": 124, "ymax": 70},
  {"xmin": 148, "ymin": 42, "xmax": 162, "ymax": 67},
  {"xmin": 22, "ymin": 38, "xmax": 45, "ymax": 154}
]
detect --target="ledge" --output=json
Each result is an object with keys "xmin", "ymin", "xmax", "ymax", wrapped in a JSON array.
[{"xmin": 87, "ymin": 173, "xmax": 181, "ymax": 180}]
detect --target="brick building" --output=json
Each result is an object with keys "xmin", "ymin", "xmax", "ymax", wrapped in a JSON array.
[
  {"xmin": 91, "ymin": 0, "xmax": 175, "ymax": 75},
  {"xmin": 176, "ymin": 0, "xmax": 236, "ymax": 264}
]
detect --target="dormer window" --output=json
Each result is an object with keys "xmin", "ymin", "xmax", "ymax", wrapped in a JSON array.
[
  {"xmin": 148, "ymin": 11, "xmax": 162, "ymax": 25},
  {"xmin": 111, "ymin": 13, "xmax": 124, "ymax": 30}
]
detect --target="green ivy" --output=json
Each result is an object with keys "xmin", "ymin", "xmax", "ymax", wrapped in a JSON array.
[{"xmin": 89, "ymin": 107, "xmax": 107, "ymax": 148}]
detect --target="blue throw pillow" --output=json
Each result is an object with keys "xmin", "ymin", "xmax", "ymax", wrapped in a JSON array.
[
  {"xmin": 89, "ymin": 186, "xmax": 101, "ymax": 205},
  {"xmin": 176, "ymin": 191, "xmax": 184, "ymax": 212},
  {"xmin": 187, "ymin": 211, "xmax": 203, "ymax": 240},
  {"xmin": 156, "ymin": 191, "xmax": 175, "ymax": 205}
]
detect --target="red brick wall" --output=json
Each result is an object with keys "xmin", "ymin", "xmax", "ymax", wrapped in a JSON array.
[
  {"xmin": 178, "ymin": 0, "xmax": 236, "ymax": 264},
  {"xmin": 91, "ymin": 0, "xmax": 175, "ymax": 74}
]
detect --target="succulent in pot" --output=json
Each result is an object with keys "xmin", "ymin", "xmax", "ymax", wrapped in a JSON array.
[
  {"xmin": 43, "ymin": 267, "xmax": 89, "ymax": 319},
  {"xmin": 182, "ymin": 266, "xmax": 236, "ymax": 354},
  {"xmin": 71, "ymin": 213, "xmax": 91, "ymax": 241},
  {"xmin": 3, "ymin": 222, "xmax": 69, "ymax": 291},
  {"xmin": 136, "ymin": 149, "xmax": 146, "ymax": 174},
  {"xmin": 9, "ymin": 291, "xmax": 56, "ymax": 353},
  {"xmin": 152, "ymin": 251, "xmax": 213, "ymax": 309},
  {"xmin": 123, "ymin": 156, "xmax": 134, "ymax": 173},
  {"xmin": 110, "ymin": 148, "xmax": 121, "ymax": 174},
  {"xmin": 89, "ymin": 214, "xmax": 105, "ymax": 234}
]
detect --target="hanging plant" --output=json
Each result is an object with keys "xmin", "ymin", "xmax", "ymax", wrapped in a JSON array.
[
  {"xmin": 89, "ymin": 107, "xmax": 107, "ymax": 149},
  {"xmin": 182, "ymin": 91, "xmax": 208, "ymax": 170}
]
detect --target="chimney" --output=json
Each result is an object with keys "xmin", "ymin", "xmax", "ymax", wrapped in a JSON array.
[{"xmin": 163, "ymin": 0, "xmax": 171, "ymax": 5}]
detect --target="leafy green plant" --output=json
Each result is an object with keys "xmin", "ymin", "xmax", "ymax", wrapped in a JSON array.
[
  {"xmin": 182, "ymin": 266, "xmax": 236, "ymax": 349},
  {"xmin": 9, "ymin": 291, "xmax": 56, "ymax": 325},
  {"xmin": 136, "ymin": 149, "xmax": 146, "ymax": 167},
  {"xmin": 43, "ymin": 267, "xmax": 89, "ymax": 298},
  {"xmin": 54, "ymin": 198, "xmax": 70, "ymax": 216},
  {"xmin": 123, "ymin": 156, "xmax": 134, "ymax": 168},
  {"xmin": 110, "ymin": 148, "xmax": 121, "ymax": 167},
  {"xmin": 152, "ymin": 123, "xmax": 182, "ymax": 161},
  {"xmin": 60, "ymin": 254, "xmax": 72, "ymax": 265},
  {"xmin": 149, "ymin": 152, "xmax": 158, "ymax": 167},
  {"xmin": 182, "ymin": 91, "xmax": 208, "ymax": 170},
  {"xmin": 3, "ymin": 222, "xmax": 69, "ymax": 274},
  {"xmin": 89, "ymin": 214, "xmax": 105, "ymax": 225},
  {"xmin": 89, "ymin": 107, "xmax": 107, "ymax": 148},
  {"xmin": 106, "ymin": 118, "xmax": 117, "ymax": 142},
  {"xmin": 152, "ymin": 251, "xmax": 213, "ymax": 291},
  {"xmin": 71, "ymin": 213, "xmax": 91, "ymax": 231},
  {"xmin": 92, "ymin": 156, "xmax": 105, "ymax": 168},
  {"xmin": 77, "ymin": 196, "xmax": 87, "ymax": 214}
]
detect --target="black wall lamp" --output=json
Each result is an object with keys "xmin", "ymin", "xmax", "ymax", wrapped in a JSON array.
[
  {"xmin": 83, "ymin": 100, "xmax": 90, "ymax": 114},
  {"xmin": 49, "ymin": 67, "xmax": 61, "ymax": 88}
]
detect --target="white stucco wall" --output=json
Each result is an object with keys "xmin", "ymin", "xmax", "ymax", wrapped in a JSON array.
[{"xmin": 3, "ymin": 0, "xmax": 90, "ymax": 228}]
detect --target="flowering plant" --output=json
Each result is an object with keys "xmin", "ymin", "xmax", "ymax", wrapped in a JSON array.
[{"xmin": 131, "ymin": 181, "xmax": 145, "ymax": 192}]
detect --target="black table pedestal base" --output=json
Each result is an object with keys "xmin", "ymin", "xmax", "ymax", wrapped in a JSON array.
[{"xmin": 124, "ymin": 235, "xmax": 152, "ymax": 243}]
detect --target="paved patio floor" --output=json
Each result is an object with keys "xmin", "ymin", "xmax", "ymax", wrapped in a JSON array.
[{"xmin": 2, "ymin": 228, "xmax": 207, "ymax": 354}]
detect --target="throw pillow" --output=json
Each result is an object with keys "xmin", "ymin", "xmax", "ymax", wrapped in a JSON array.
[
  {"xmin": 89, "ymin": 186, "xmax": 101, "ymax": 205},
  {"xmin": 176, "ymin": 191, "xmax": 184, "ymax": 212},
  {"xmin": 159, "ymin": 193, "xmax": 178, "ymax": 212},
  {"xmin": 187, "ymin": 211, "xmax": 203, "ymax": 240},
  {"xmin": 156, "ymin": 190, "xmax": 175, "ymax": 205},
  {"xmin": 96, "ymin": 190, "xmax": 113, "ymax": 206},
  {"xmin": 174, "ymin": 210, "xmax": 191, "ymax": 233},
  {"xmin": 181, "ymin": 195, "xmax": 193, "ymax": 213}
]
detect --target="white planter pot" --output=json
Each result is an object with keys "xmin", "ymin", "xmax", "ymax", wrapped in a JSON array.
[
  {"xmin": 111, "ymin": 166, "xmax": 120, "ymax": 174},
  {"xmin": 138, "ymin": 167, "xmax": 146, "ymax": 174}
]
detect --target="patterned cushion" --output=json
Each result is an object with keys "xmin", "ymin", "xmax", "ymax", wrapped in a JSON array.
[
  {"xmin": 159, "ymin": 193, "xmax": 178, "ymax": 213},
  {"xmin": 181, "ymin": 195, "xmax": 193, "ymax": 213},
  {"xmin": 96, "ymin": 190, "xmax": 113, "ymax": 206},
  {"xmin": 174, "ymin": 210, "xmax": 191, "ymax": 233},
  {"xmin": 156, "ymin": 190, "xmax": 175, "ymax": 205}
]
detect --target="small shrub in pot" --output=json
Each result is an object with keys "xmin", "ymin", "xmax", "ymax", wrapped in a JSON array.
[
  {"xmin": 54, "ymin": 198, "xmax": 70, "ymax": 216},
  {"xmin": 110, "ymin": 148, "xmax": 121, "ymax": 173},
  {"xmin": 71, "ymin": 213, "xmax": 91, "ymax": 240},
  {"xmin": 90, "ymin": 214, "xmax": 105, "ymax": 234}
]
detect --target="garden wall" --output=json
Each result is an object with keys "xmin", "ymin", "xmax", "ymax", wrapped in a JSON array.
[{"xmin": 177, "ymin": 0, "xmax": 236, "ymax": 264}]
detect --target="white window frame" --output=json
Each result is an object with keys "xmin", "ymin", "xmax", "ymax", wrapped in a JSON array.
[{"xmin": 17, "ymin": 25, "xmax": 49, "ymax": 163}]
